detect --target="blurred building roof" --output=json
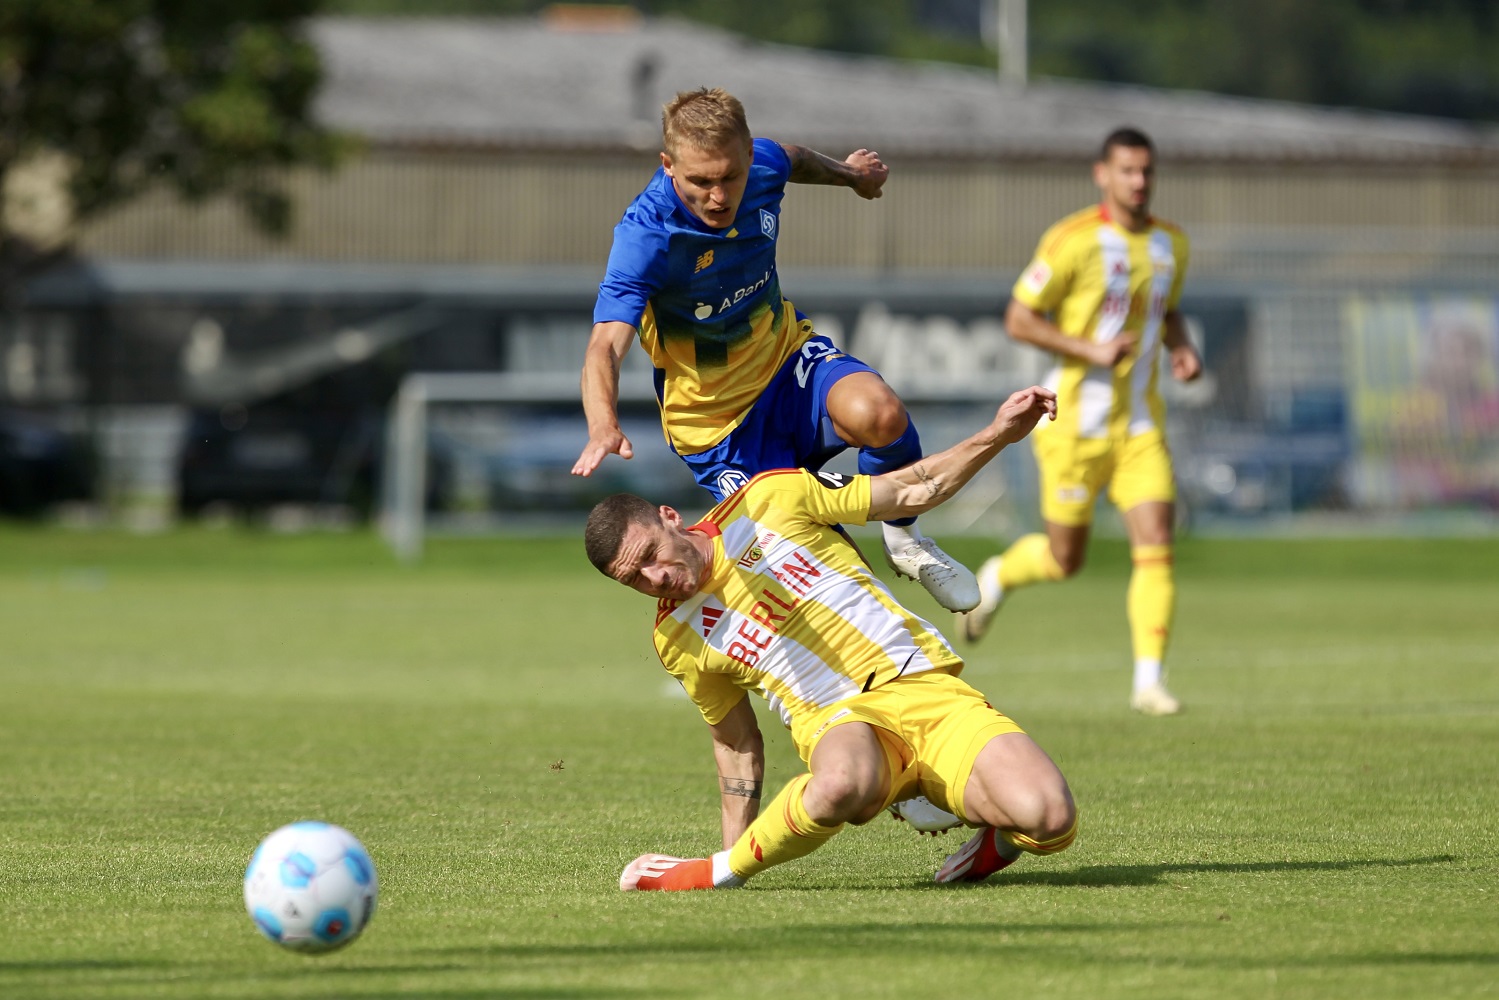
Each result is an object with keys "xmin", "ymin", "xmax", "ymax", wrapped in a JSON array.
[{"xmin": 310, "ymin": 15, "xmax": 1499, "ymax": 165}]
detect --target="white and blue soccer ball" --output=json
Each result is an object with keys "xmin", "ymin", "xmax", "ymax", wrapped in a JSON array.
[{"xmin": 243, "ymin": 821, "xmax": 378, "ymax": 953}]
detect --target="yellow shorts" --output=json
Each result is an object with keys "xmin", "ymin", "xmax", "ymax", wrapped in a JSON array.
[
  {"xmin": 1034, "ymin": 427, "xmax": 1176, "ymax": 527},
  {"xmin": 791, "ymin": 670, "xmax": 1024, "ymax": 825}
]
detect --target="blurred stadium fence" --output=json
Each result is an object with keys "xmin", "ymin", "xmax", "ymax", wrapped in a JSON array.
[
  {"xmin": 3, "ymin": 233, "xmax": 1497, "ymax": 538},
  {"xmin": 371, "ymin": 270, "xmax": 1499, "ymax": 557}
]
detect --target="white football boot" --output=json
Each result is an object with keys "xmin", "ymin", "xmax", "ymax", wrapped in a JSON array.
[
  {"xmin": 955, "ymin": 555, "xmax": 1005, "ymax": 643},
  {"xmin": 884, "ymin": 534, "xmax": 980, "ymax": 612},
  {"xmin": 1129, "ymin": 682, "xmax": 1183, "ymax": 716},
  {"xmin": 888, "ymin": 795, "xmax": 963, "ymax": 836}
]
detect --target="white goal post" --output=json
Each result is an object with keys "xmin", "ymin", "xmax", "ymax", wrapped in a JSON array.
[{"xmin": 380, "ymin": 371, "xmax": 658, "ymax": 562}]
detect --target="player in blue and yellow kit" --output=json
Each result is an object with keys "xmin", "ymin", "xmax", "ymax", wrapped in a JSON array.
[
  {"xmin": 583, "ymin": 385, "xmax": 1075, "ymax": 890},
  {"xmin": 572, "ymin": 87, "xmax": 978, "ymax": 612}
]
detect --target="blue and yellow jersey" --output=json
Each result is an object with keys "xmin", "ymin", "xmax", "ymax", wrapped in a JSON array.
[
  {"xmin": 1011, "ymin": 205, "xmax": 1190, "ymax": 441},
  {"xmin": 594, "ymin": 138, "xmax": 811, "ymax": 454},
  {"xmin": 652, "ymin": 469, "xmax": 963, "ymax": 757}
]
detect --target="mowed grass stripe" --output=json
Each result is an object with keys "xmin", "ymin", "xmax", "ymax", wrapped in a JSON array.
[{"xmin": 0, "ymin": 530, "xmax": 1495, "ymax": 999}]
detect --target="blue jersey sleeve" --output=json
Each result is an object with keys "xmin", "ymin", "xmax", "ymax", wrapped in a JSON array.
[
  {"xmin": 594, "ymin": 221, "xmax": 668, "ymax": 328},
  {"xmin": 754, "ymin": 138, "xmax": 791, "ymax": 186}
]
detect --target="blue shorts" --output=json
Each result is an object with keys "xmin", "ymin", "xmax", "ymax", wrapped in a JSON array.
[{"xmin": 680, "ymin": 335, "xmax": 880, "ymax": 502}]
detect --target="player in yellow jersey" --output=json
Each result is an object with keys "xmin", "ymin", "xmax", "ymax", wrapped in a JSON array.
[
  {"xmin": 584, "ymin": 385, "xmax": 1077, "ymax": 891},
  {"xmin": 958, "ymin": 128, "xmax": 1203, "ymax": 716}
]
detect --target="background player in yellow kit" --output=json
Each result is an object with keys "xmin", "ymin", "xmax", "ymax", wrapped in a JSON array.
[
  {"xmin": 959, "ymin": 127, "xmax": 1202, "ymax": 716},
  {"xmin": 584, "ymin": 385, "xmax": 1076, "ymax": 891}
]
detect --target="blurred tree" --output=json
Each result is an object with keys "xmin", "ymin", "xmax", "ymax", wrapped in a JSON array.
[
  {"xmin": 0, "ymin": 0, "xmax": 348, "ymax": 297},
  {"xmin": 1027, "ymin": 0, "xmax": 1499, "ymax": 120}
]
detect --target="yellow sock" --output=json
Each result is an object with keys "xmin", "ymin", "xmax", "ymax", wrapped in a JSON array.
[
  {"xmin": 998, "ymin": 533, "xmax": 1066, "ymax": 591},
  {"xmin": 727, "ymin": 774, "xmax": 843, "ymax": 880},
  {"xmin": 1008, "ymin": 815, "xmax": 1078, "ymax": 855},
  {"xmin": 1127, "ymin": 544, "xmax": 1175, "ymax": 665}
]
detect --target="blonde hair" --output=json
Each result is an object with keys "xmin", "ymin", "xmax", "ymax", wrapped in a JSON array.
[{"xmin": 661, "ymin": 87, "xmax": 751, "ymax": 156}]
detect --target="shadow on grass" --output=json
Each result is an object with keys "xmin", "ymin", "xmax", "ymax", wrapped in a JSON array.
[
  {"xmin": 0, "ymin": 959, "xmax": 170, "ymax": 972},
  {"xmin": 747, "ymin": 853, "xmax": 1460, "ymax": 892},
  {"xmin": 2, "ymin": 958, "xmax": 667, "ymax": 1000},
  {"xmin": 426, "ymin": 923, "xmax": 1497, "ymax": 979},
  {"xmin": 998, "ymin": 853, "xmax": 1460, "ymax": 889},
  {"xmin": 1347, "ymin": 952, "xmax": 1499, "ymax": 966},
  {"xmin": 430, "ymin": 921, "xmax": 1178, "ymax": 963},
  {"xmin": 264, "ymin": 990, "xmax": 662, "ymax": 1000}
]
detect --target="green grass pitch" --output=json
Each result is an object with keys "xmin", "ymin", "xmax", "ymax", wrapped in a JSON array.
[{"xmin": 1, "ymin": 526, "xmax": 1496, "ymax": 999}]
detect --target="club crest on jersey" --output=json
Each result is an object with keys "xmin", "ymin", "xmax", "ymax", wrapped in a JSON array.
[
  {"xmin": 736, "ymin": 529, "xmax": 779, "ymax": 569},
  {"xmin": 759, "ymin": 209, "xmax": 777, "ymax": 240},
  {"xmin": 1021, "ymin": 259, "xmax": 1052, "ymax": 296},
  {"xmin": 715, "ymin": 469, "xmax": 749, "ymax": 497}
]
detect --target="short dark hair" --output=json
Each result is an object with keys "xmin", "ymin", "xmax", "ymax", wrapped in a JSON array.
[
  {"xmin": 584, "ymin": 493, "xmax": 660, "ymax": 575},
  {"xmin": 1099, "ymin": 127, "xmax": 1154, "ymax": 163}
]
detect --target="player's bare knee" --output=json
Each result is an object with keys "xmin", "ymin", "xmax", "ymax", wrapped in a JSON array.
[
  {"xmin": 1031, "ymin": 794, "xmax": 1077, "ymax": 846},
  {"xmin": 804, "ymin": 769, "xmax": 884, "ymax": 826},
  {"xmin": 1003, "ymin": 788, "xmax": 1076, "ymax": 856}
]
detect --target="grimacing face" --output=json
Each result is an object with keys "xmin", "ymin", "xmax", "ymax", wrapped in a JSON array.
[
  {"xmin": 661, "ymin": 139, "xmax": 752, "ymax": 229},
  {"xmin": 1094, "ymin": 144, "xmax": 1154, "ymax": 222},
  {"xmin": 605, "ymin": 506, "xmax": 710, "ymax": 600}
]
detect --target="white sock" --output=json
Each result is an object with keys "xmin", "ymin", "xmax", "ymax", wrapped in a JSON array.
[
  {"xmin": 883, "ymin": 521, "xmax": 924, "ymax": 550},
  {"xmin": 1133, "ymin": 658, "xmax": 1163, "ymax": 693},
  {"xmin": 711, "ymin": 850, "xmax": 745, "ymax": 888}
]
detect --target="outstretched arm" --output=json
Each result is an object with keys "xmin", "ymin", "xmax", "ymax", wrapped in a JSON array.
[
  {"xmin": 779, "ymin": 143, "xmax": 888, "ymax": 200},
  {"xmin": 708, "ymin": 696, "xmax": 765, "ymax": 849},
  {"xmin": 867, "ymin": 386, "xmax": 1057, "ymax": 522},
  {"xmin": 572, "ymin": 320, "xmax": 637, "ymax": 477}
]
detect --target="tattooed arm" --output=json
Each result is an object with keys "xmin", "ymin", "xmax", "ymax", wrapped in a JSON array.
[
  {"xmin": 779, "ymin": 143, "xmax": 889, "ymax": 200},
  {"xmin": 708, "ymin": 695, "xmax": 765, "ymax": 849},
  {"xmin": 867, "ymin": 386, "xmax": 1058, "ymax": 521}
]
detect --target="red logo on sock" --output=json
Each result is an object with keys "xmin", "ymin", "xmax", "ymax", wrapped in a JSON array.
[{"xmin": 750, "ymin": 835, "xmax": 763, "ymax": 862}]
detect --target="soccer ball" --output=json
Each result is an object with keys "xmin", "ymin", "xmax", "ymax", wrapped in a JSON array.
[{"xmin": 243, "ymin": 821, "xmax": 378, "ymax": 953}]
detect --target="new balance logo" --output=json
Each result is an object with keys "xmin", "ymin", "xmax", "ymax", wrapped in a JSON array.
[
  {"xmin": 701, "ymin": 606, "xmax": 724, "ymax": 637},
  {"xmin": 695, "ymin": 249, "xmax": 714, "ymax": 273}
]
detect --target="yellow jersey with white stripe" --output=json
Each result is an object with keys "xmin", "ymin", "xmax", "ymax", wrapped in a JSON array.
[
  {"xmin": 652, "ymin": 469, "xmax": 963, "ymax": 747},
  {"xmin": 1011, "ymin": 205, "xmax": 1190, "ymax": 441}
]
